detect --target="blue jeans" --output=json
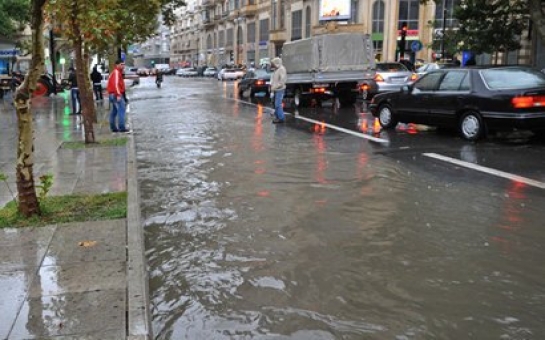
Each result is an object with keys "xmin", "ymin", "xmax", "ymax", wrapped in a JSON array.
[
  {"xmin": 274, "ymin": 89, "xmax": 285, "ymax": 121},
  {"xmin": 70, "ymin": 88, "xmax": 80, "ymax": 114},
  {"xmin": 109, "ymin": 94, "xmax": 127, "ymax": 132}
]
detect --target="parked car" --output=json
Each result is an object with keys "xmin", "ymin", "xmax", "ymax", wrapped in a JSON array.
[
  {"xmin": 137, "ymin": 67, "xmax": 150, "ymax": 76},
  {"xmin": 369, "ymin": 66, "xmax": 545, "ymax": 141},
  {"xmin": 416, "ymin": 62, "xmax": 458, "ymax": 77},
  {"xmin": 220, "ymin": 68, "xmax": 245, "ymax": 81},
  {"xmin": 371, "ymin": 62, "xmax": 418, "ymax": 94},
  {"xmin": 217, "ymin": 68, "xmax": 226, "ymax": 81},
  {"xmin": 100, "ymin": 71, "xmax": 139, "ymax": 89},
  {"xmin": 238, "ymin": 69, "xmax": 272, "ymax": 97},
  {"xmin": 124, "ymin": 68, "xmax": 140, "ymax": 85},
  {"xmin": 203, "ymin": 67, "xmax": 217, "ymax": 78},
  {"xmin": 176, "ymin": 67, "xmax": 198, "ymax": 77}
]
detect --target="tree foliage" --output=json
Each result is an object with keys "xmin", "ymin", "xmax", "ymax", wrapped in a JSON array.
[
  {"xmin": 0, "ymin": 0, "xmax": 30, "ymax": 37},
  {"xmin": 454, "ymin": 0, "xmax": 528, "ymax": 55}
]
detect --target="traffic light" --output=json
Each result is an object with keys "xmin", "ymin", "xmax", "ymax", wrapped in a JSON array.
[{"xmin": 399, "ymin": 22, "xmax": 408, "ymax": 60}]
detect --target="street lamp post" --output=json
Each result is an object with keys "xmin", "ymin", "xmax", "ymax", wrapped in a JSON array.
[{"xmin": 440, "ymin": 0, "xmax": 447, "ymax": 62}]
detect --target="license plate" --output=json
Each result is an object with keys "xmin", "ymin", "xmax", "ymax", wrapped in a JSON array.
[
  {"xmin": 313, "ymin": 83, "xmax": 329, "ymax": 88},
  {"xmin": 391, "ymin": 78, "xmax": 406, "ymax": 84}
]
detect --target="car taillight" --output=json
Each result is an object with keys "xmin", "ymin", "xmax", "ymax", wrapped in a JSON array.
[
  {"xmin": 374, "ymin": 74, "xmax": 384, "ymax": 82},
  {"xmin": 410, "ymin": 73, "xmax": 418, "ymax": 81},
  {"xmin": 311, "ymin": 88, "xmax": 326, "ymax": 93},
  {"xmin": 256, "ymin": 80, "xmax": 264, "ymax": 86},
  {"xmin": 512, "ymin": 95, "xmax": 545, "ymax": 108},
  {"xmin": 360, "ymin": 84, "xmax": 369, "ymax": 91}
]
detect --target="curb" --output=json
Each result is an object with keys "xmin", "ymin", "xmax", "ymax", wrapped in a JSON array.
[{"xmin": 126, "ymin": 133, "xmax": 152, "ymax": 339}]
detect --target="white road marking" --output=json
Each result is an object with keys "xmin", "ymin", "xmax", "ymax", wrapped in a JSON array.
[
  {"xmin": 231, "ymin": 97, "xmax": 389, "ymax": 144},
  {"xmin": 423, "ymin": 153, "xmax": 545, "ymax": 189}
]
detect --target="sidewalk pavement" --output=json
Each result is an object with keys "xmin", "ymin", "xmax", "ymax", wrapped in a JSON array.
[{"xmin": 0, "ymin": 93, "xmax": 151, "ymax": 339}]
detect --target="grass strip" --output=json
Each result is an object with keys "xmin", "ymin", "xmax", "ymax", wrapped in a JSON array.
[{"xmin": 0, "ymin": 192, "xmax": 127, "ymax": 228}]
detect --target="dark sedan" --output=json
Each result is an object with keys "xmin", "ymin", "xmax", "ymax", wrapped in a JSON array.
[
  {"xmin": 238, "ymin": 69, "xmax": 271, "ymax": 98},
  {"xmin": 369, "ymin": 66, "xmax": 545, "ymax": 141}
]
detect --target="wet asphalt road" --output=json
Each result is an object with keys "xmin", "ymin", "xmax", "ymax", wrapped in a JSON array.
[{"xmin": 130, "ymin": 76, "xmax": 545, "ymax": 340}]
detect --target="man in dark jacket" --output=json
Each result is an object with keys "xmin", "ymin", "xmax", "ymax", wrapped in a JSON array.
[
  {"xmin": 68, "ymin": 67, "xmax": 80, "ymax": 115},
  {"xmin": 90, "ymin": 65, "xmax": 103, "ymax": 101}
]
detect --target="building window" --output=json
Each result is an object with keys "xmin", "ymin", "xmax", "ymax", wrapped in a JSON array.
[
  {"xmin": 219, "ymin": 30, "xmax": 225, "ymax": 47},
  {"xmin": 435, "ymin": 0, "xmax": 460, "ymax": 28},
  {"xmin": 351, "ymin": 0, "xmax": 359, "ymax": 23},
  {"xmin": 398, "ymin": 0, "xmax": 419, "ymax": 30},
  {"xmin": 271, "ymin": 0, "xmax": 277, "ymax": 29},
  {"xmin": 237, "ymin": 26, "xmax": 243, "ymax": 46},
  {"xmin": 305, "ymin": 6, "xmax": 311, "ymax": 38},
  {"xmin": 247, "ymin": 22, "xmax": 256, "ymax": 44},
  {"xmin": 227, "ymin": 28, "xmax": 234, "ymax": 46},
  {"xmin": 280, "ymin": 0, "xmax": 285, "ymax": 29},
  {"xmin": 291, "ymin": 10, "xmax": 303, "ymax": 41},
  {"xmin": 259, "ymin": 18, "xmax": 269, "ymax": 42},
  {"xmin": 372, "ymin": 0, "xmax": 385, "ymax": 33}
]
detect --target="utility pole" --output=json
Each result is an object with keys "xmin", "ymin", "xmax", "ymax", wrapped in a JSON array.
[
  {"xmin": 440, "ymin": 6, "xmax": 447, "ymax": 62},
  {"xmin": 399, "ymin": 22, "xmax": 407, "ymax": 61},
  {"xmin": 49, "ymin": 28, "xmax": 57, "ymax": 94}
]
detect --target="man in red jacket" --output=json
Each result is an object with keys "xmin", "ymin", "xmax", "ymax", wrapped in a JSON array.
[{"xmin": 107, "ymin": 60, "xmax": 130, "ymax": 133}]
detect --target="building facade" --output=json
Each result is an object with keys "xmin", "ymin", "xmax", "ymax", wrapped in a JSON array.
[{"xmin": 170, "ymin": 0, "xmax": 541, "ymax": 68}]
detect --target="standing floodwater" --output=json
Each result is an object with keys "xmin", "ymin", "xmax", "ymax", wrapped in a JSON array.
[{"xmin": 131, "ymin": 76, "xmax": 545, "ymax": 339}]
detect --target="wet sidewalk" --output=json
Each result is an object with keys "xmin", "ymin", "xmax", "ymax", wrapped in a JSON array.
[{"xmin": 0, "ymin": 93, "xmax": 150, "ymax": 339}]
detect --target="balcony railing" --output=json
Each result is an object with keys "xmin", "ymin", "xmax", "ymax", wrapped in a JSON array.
[
  {"xmin": 269, "ymin": 29, "xmax": 287, "ymax": 43},
  {"xmin": 239, "ymin": 3, "xmax": 257, "ymax": 16}
]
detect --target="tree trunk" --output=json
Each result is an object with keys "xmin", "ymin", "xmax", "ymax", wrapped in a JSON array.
[
  {"xmin": 83, "ymin": 47, "xmax": 97, "ymax": 123},
  {"xmin": 13, "ymin": 0, "xmax": 47, "ymax": 217},
  {"xmin": 529, "ymin": 0, "xmax": 545, "ymax": 44},
  {"xmin": 73, "ymin": 38, "xmax": 96, "ymax": 143},
  {"xmin": 69, "ymin": 0, "xmax": 95, "ymax": 144}
]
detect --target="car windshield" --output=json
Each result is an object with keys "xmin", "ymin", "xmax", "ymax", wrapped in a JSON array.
[
  {"xmin": 376, "ymin": 63, "xmax": 408, "ymax": 72},
  {"xmin": 480, "ymin": 68, "xmax": 545, "ymax": 90}
]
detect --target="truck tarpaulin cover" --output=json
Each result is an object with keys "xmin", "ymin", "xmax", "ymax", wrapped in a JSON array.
[{"xmin": 282, "ymin": 33, "xmax": 375, "ymax": 74}]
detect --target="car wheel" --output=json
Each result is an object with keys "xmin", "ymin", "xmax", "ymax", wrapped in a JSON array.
[
  {"xmin": 294, "ymin": 89, "xmax": 305, "ymax": 108},
  {"xmin": 378, "ymin": 104, "xmax": 397, "ymax": 129},
  {"xmin": 333, "ymin": 97, "xmax": 341, "ymax": 112},
  {"xmin": 459, "ymin": 111, "xmax": 485, "ymax": 141},
  {"xmin": 250, "ymin": 89, "xmax": 255, "ymax": 98}
]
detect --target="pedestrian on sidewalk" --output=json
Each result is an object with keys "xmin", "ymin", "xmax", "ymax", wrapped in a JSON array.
[
  {"xmin": 90, "ymin": 65, "xmax": 103, "ymax": 101},
  {"xmin": 107, "ymin": 60, "xmax": 130, "ymax": 133},
  {"xmin": 270, "ymin": 57, "xmax": 287, "ymax": 124},
  {"xmin": 68, "ymin": 67, "xmax": 80, "ymax": 115}
]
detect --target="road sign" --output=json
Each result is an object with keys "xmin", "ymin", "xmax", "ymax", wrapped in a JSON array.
[
  {"xmin": 411, "ymin": 40, "xmax": 423, "ymax": 52},
  {"xmin": 120, "ymin": 52, "xmax": 126, "ymax": 62}
]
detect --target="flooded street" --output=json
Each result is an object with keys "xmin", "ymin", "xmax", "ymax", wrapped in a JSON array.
[{"xmin": 131, "ymin": 76, "xmax": 545, "ymax": 339}]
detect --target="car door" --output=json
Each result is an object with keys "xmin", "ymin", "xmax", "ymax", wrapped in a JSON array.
[
  {"xmin": 240, "ymin": 71, "xmax": 254, "ymax": 91},
  {"xmin": 396, "ymin": 71, "xmax": 443, "ymax": 122},
  {"xmin": 424, "ymin": 70, "xmax": 471, "ymax": 127}
]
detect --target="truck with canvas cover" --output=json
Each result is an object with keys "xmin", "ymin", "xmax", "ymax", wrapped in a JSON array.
[{"xmin": 282, "ymin": 32, "xmax": 376, "ymax": 108}]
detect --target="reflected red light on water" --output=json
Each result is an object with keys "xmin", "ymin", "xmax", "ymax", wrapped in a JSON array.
[
  {"xmin": 373, "ymin": 118, "xmax": 381, "ymax": 134},
  {"xmin": 407, "ymin": 123, "xmax": 418, "ymax": 134},
  {"xmin": 257, "ymin": 190, "xmax": 270, "ymax": 197},
  {"xmin": 361, "ymin": 119, "xmax": 368, "ymax": 132},
  {"xmin": 313, "ymin": 122, "xmax": 327, "ymax": 134}
]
